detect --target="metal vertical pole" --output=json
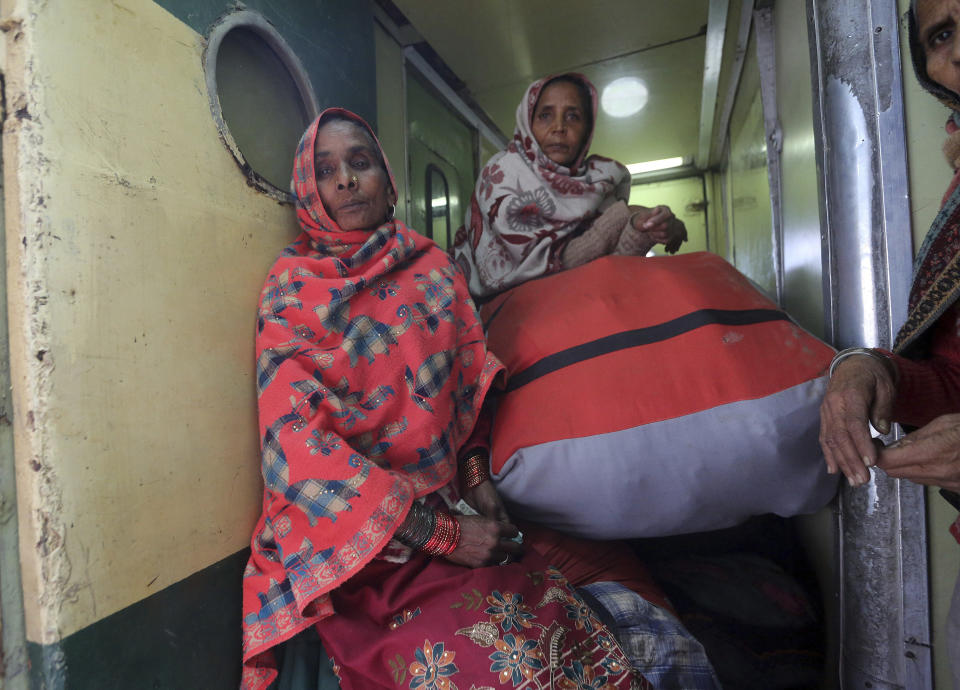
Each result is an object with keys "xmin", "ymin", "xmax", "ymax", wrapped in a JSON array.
[
  {"xmin": 807, "ymin": 0, "xmax": 929, "ymax": 687},
  {"xmin": 755, "ymin": 3, "xmax": 785, "ymax": 306}
]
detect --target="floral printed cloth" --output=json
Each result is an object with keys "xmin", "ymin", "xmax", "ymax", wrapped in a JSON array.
[
  {"xmin": 453, "ymin": 73, "xmax": 631, "ymax": 298},
  {"xmin": 317, "ymin": 551, "xmax": 648, "ymax": 689}
]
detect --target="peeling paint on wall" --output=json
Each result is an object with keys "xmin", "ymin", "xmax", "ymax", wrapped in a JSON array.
[{"xmin": 2, "ymin": 0, "xmax": 73, "ymax": 649}]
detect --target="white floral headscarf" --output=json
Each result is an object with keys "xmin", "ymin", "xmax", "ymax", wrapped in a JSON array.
[{"xmin": 453, "ymin": 73, "xmax": 631, "ymax": 298}]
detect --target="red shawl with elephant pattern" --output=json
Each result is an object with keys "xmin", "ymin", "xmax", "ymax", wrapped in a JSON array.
[{"xmin": 241, "ymin": 109, "xmax": 503, "ymax": 684}]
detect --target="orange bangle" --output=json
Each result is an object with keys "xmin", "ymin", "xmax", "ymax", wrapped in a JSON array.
[
  {"xmin": 461, "ymin": 452, "xmax": 490, "ymax": 489},
  {"xmin": 422, "ymin": 511, "xmax": 460, "ymax": 556}
]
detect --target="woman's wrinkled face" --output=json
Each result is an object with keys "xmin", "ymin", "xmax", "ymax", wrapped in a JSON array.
[
  {"xmin": 313, "ymin": 120, "xmax": 396, "ymax": 232},
  {"xmin": 918, "ymin": 0, "xmax": 960, "ymax": 96},
  {"xmin": 531, "ymin": 80, "xmax": 590, "ymax": 167}
]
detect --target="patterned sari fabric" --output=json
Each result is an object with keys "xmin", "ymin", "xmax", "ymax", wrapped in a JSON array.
[
  {"xmin": 894, "ymin": 154, "xmax": 960, "ymax": 357},
  {"xmin": 241, "ymin": 109, "xmax": 643, "ymax": 690},
  {"xmin": 453, "ymin": 73, "xmax": 631, "ymax": 298}
]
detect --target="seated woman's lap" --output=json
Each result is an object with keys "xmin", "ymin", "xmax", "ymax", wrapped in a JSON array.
[
  {"xmin": 520, "ymin": 521, "xmax": 673, "ymax": 614},
  {"xmin": 319, "ymin": 549, "xmax": 643, "ymax": 689}
]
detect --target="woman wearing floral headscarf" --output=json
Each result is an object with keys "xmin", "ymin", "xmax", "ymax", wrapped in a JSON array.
[
  {"xmin": 454, "ymin": 73, "xmax": 687, "ymax": 299},
  {"xmin": 240, "ymin": 108, "xmax": 721, "ymax": 689}
]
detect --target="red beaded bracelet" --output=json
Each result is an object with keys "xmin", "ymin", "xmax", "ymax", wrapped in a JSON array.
[{"xmin": 422, "ymin": 511, "xmax": 461, "ymax": 556}]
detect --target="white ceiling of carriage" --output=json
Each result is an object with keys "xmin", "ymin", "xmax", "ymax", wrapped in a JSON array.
[{"xmin": 389, "ymin": 0, "xmax": 710, "ymax": 170}]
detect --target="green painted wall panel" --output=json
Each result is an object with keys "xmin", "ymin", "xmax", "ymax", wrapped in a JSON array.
[
  {"xmin": 28, "ymin": 550, "xmax": 247, "ymax": 689},
  {"xmin": 374, "ymin": 24, "xmax": 409, "ymax": 223},
  {"xmin": 406, "ymin": 70, "xmax": 476, "ymax": 244},
  {"xmin": 153, "ymin": 0, "xmax": 377, "ymax": 130}
]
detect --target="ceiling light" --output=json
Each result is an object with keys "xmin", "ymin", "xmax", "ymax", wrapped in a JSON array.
[
  {"xmin": 601, "ymin": 77, "xmax": 648, "ymax": 118},
  {"xmin": 626, "ymin": 157, "xmax": 686, "ymax": 175}
]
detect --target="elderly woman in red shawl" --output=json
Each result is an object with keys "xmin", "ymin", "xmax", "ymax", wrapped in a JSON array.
[
  {"xmin": 454, "ymin": 73, "xmax": 688, "ymax": 298},
  {"xmin": 240, "ymin": 109, "xmax": 721, "ymax": 689}
]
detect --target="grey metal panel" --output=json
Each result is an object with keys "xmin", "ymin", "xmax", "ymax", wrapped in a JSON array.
[
  {"xmin": 711, "ymin": 0, "xmax": 755, "ymax": 167},
  {"xmin": 720, "ymin": 138, "xmax": 734, "ymax": 262},
  {"xmin": 806, "ymin": 0, "xmax": 929, "ymax": 687},
  {"xmin": 726, "ymin": 44, "xmax": 777, "ymax": 295},
  {"xmin": 900, "ymin": 479, "xmax": 934, "ymax": 689},
  {"xmin": 697, "ymin": 0, "xmax": 730, "ymax": 169},
  {"xmin": 776, "ymin": 0, "xmax": 827, "ymax": 340}
]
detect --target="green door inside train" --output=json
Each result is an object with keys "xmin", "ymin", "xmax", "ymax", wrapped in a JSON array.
[{"xmin": 406, "ymin": 68, "xmax": 476, "ymax": 251}]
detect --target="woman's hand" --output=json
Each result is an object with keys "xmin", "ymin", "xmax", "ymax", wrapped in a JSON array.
[
  {"xmin": 877, "ymin": 413, "xmax": 960, "ymax": 492},
  {"xmin": 446, "ymin": 515, "xmax": 524, "ymax": 569},
  {"xmin": 629, "ymin": 204, "xmax": 687, "ymax": 253},
  {"xmin": 462, "ymin": 479, "xmax": 511, "ymax": 523},
  {"xmin": 819, "ymin": 355, "xmax": 897, "ymax": 486}
]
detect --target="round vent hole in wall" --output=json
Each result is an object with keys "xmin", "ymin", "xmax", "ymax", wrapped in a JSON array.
[{"xmin": 204, "ymin": 11, "xmax": 318, "ymax": 201}]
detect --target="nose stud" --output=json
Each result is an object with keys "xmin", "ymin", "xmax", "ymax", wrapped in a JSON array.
[{"xmin": 350, "ymin": 175, "xmax": 359, "ymax": 186}]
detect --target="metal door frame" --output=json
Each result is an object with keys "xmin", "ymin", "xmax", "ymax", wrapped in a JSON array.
[{"xmin": 755, "ymin": 2, "xmax": 786, "ymax": 306}]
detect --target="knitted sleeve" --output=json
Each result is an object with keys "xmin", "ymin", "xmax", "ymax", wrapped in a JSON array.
[
  {"xmin": 561, "ymin": 200, "xmax": 631, "ymax": 269},
  {"xmin": 613, "ymin": 215, "xmax": 658, "ymax": 257}
]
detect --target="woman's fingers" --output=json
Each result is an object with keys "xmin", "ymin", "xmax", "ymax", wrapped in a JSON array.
[
  {"xmin": 664, "ymin": 219, "xmax": 687, "ymax": 253},
  {"xmin": 640, "ymin": 206, "xmax": 673, "ymax": 228},
  {"xmin": 819, "ymin": 357, "xmax": 890, "ymax": 485},
  {"xmin": 819, "ymin": 405, "xmax": 873, "ymax": 485},
  {"xmin": 878, "ymin": 414, "xmax": 960, "ymax": 491},
  {"xmin": 447, "ymin": 516, "xmax": 522, "ymax": 568},
  {"xmin": 868, "ymin": 368, "xmax": 897, "ymax": 436},
  {"xmin": 631, "ymin": 206, "xmax": 686, "ymax": 253},
  {"xmin": 488, "ymin": 522, "xmax": 522, "ymax": 565},
  {"xmin": 494, "ymin": 536, "xmax": 525, "ymax": 565}
]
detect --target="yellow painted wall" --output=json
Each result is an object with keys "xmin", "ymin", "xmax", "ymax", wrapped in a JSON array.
[
  {"xmin": 3, "ymin": 0, "xmax": 294, "ymax": 642},
  {"xmin": 897, "ymin": 2, "xmax": 960, "ymax": 687}
]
